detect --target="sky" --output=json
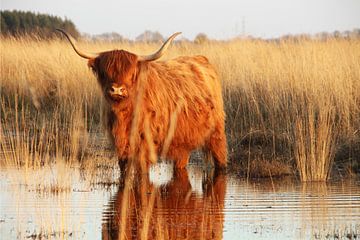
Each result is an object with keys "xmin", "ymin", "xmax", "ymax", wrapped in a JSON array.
[{"xmin": 1, "ymin": 0, "xmax": 360, "ymax": 40}]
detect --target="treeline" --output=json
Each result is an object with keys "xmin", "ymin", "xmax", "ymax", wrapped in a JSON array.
[{"xmin": 1, "ymin": 10, "xmax": 80, "ymax": 38}]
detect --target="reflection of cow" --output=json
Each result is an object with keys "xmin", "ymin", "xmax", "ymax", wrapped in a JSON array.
[
  {"xmin": 57, "ymin": 29, "xmax": 227, "ymax": 172},
  {"xmin": 102, "ymin": 169, "xmax": 226, "ymax": 240}
]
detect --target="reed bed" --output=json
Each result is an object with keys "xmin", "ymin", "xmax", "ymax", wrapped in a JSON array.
[{"xmin": 1, "ymin": 36, "xmax": 359, "ymax": 181}]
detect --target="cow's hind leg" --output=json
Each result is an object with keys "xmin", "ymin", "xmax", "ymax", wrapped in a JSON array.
[{"xmin": 206, "ymin": 126, "xmax": 227, "ymax": 170}]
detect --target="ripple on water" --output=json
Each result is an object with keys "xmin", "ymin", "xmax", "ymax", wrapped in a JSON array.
[{"xmin": 1, "ymin": 164, "xmax": 360, "ymax": 239}]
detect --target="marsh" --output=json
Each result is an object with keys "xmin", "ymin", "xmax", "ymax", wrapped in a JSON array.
[{"xmin": 1, "ymin": 162, "xmax": 359, "ymax": 239}]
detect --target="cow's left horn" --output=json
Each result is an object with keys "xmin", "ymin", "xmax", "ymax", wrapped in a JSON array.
[
  {"xmin": 56, "ymin": 29, "xmax": 97, "ymax": 59},
  {"xmin": 138, "ymin": 32, "xmax": 181, "ymax": 62}
]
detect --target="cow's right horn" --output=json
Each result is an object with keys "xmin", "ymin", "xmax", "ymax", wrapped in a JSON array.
[
  {"xmin": 56, "ymin": 29, "xmax": 97, "ymax": 59},
  {"xmin": 138, "ymin": 32, "xmax": 181, "ymax": 62}
]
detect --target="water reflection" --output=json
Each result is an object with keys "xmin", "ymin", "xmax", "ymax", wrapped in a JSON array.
[
  {"xmin": 102, "ymin": 168, "xmax": 226, "ymax": 240},
  {"xmin": 1, "ymin": 166, "xmax": 359, "ymax": 239},
  {"xmin": 222, "ymin": 177, "xmax": 360, "ymax": 239},
  {"xmin": 298, "ymin": 181, "xmax": 360, "ymax": 239}
]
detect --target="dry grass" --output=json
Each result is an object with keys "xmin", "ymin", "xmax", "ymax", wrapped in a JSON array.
[{"xmin": 1, "ymin": 36, "xmax": 360, "ymax": 181}]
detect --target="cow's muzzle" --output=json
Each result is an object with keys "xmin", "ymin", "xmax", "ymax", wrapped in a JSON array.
[{"xmin": 108, "ymin": 86, "xmax": 128, "ymax": 100}]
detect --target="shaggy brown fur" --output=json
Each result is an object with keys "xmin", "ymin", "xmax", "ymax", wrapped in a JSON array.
[{"xmin": 89, "ymin": 49, "xmax": 227, "ymax": 171}]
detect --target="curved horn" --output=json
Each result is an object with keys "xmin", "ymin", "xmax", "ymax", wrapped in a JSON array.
[
  {"xmin": 138, "ymin": 32, "xmax": 181, "ymax": 62},
  {"xmin": 56, "ymin": 29, "xmax": 97, "ymax": 59}
]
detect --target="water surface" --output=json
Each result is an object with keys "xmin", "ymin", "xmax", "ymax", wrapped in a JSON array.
[{"xmin": 1, "ymin": 163, "xmax": 359, "ymax": 239}]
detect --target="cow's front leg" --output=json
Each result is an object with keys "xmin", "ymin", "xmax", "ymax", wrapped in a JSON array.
[{"xmin": 118, "ymin": 158, "xmax": 128, "ymax": 175}]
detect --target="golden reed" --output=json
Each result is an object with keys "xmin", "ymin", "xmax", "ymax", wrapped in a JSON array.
[{"xmin": 1, "ymin": 36, "xmax": 359, "ymax": 181}]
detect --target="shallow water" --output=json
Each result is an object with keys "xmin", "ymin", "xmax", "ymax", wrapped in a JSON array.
[{"xmin": 0, "ymin": 163, "xmax": 359, "ymax": 239}]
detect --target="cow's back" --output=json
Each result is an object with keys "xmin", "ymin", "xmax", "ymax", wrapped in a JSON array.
[{"xmin": 140, "ymin": 56, "xmax": 226, "ymax": 160}]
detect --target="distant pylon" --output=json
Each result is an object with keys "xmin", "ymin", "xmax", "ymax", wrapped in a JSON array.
[{"xmin": 242, "ymin": 17, "xmax": 246, "ymax": 37}]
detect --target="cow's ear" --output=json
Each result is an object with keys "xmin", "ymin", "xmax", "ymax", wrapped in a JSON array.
[{"xmin": 88, "ymin": 58, "xmax": 96, "ymax": 70}]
